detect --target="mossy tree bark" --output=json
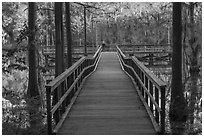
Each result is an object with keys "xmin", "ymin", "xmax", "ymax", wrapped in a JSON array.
[
  {"xmin": 188, "ymin": 2, "xmax": 200, "ymax": 131},
  {"xmin": 169, "ymin": 2, "xmax": 188, "ymax": 134},
  {"xmin": 27, "ymin": 2, "xmax": 41, "ymax": 129}
]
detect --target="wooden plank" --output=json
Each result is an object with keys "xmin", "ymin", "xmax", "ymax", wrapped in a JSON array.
[{"xmin": 58, "ymin": 52, "xmax": 156, "ymax": 135}]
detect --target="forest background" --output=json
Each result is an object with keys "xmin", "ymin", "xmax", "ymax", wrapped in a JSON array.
[{"xmin": 1, "ymin": 2, "xmax": 202, "ymax": 134}]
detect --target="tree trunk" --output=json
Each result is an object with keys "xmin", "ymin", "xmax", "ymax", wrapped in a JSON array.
[
  {"xmin": 91, "ymin": 15, "xmax": 94, "ymax": 49},
  {"xmin": 187, "ymin": 2, "xmax": 200, "ymax": 132},
  {"xmin": 47, "ymin": 2, "xmax": 53, "ymax": 46},
  {"xmin": 54, "ymin": 2, "xmax": 64, "ymax": 78},
  {"xmin": 169, "ymin": 2, "xmax": 188, "ymax": 134},
  {"xmin": 53, "ymin": 2, "xmax": 64, "ymax": 124},
  {"xmin": 61, "ymin": 3, "xmax": 65, "ymax": 65},
  {"xmin": 189, "ymin": 2, "xmax": 199, "ymax": 73},
  {"xmin": 27, "ymin": 2, "xmax": 41, "ymax": 129},
  {"xmin": 84, "ymin": 7, "xmax": 87, "ymax": 56},
  {"xmin": 65, "ymin": 2, "xmax": 72, "ymax": 68}
]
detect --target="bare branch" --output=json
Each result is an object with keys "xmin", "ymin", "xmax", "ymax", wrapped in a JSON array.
[
  {"xmin": 37, "ymin": 7, "xmax": 54, "ymax": 12},
  {"xmin": 74, "ymin": 2, "xmax": 102, "ymax": 10},
  {"xmin": 86, "ymin": 8, "xmax": 115, "ymax": 16}
]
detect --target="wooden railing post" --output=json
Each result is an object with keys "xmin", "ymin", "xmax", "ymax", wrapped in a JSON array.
[
  {"xmin": 149, "ymin": 81, "xmax": 153, "ymax": 113},
  {"xmin": 72, "ymin": 71, "xmax": 75, "ymax": 95},
  {"xmin": 66, "ymin": 76, "xmax": 70, "ymax": 105},
  {"xmin": 46, "ymin": 87, "xmax": 52, "ymax": 135},
  {"xmin": 144, "ymin": 73, "xmax": 148, "ymax": 104},
  {"xmin": 53, "ymin": 88, "xmax": 60, "ymax": 124},
  {"xmin": 155, "ymin": 87, "xmax": 159, "ymax": 123},
  {"xmin": 74, "ymin": 69, "xmax": 77, "ymax": 92},
  {"xmin": 62, "ymin": 81, "xmax": 66, "ymax": 114},
  {"xmin": 160, "ymin": 86, "xmax": 166, "ymax": 134}
]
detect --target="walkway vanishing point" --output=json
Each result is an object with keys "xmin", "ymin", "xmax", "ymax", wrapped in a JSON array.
[{"xmin": 46, "ymin": 46, "xmax": 166, "ymax": 135}]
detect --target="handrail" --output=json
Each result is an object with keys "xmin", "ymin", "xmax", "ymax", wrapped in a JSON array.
[
  {"xmin": 46, "ymin": 57, "xmax": 85, "ymax": 91},
  {"xmin": 46, "ymin": 46, "xmax": 102, "ymax": 134},
  {"xmin": 118, "ymin": 44, "xmax": 172, "ymax": 53},
  {"xmin": 131, "ymin": 56, "xmax": 166, "ymax": 87},
  {"xmin": 117, "ymin": 44, "xmax": 171, "ymax": 47},
  {"xmin": 116, "ymin": 45, "xmax": 166, "ymax": 134},
  {"xmin": 92, "ymin": 45, "xmax": 102, "ymax": 58}
]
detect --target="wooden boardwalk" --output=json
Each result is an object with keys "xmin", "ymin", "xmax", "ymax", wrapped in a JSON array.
[{"xmin": 58, "ymin": 52, "xmax": 156, "ymax": 135}]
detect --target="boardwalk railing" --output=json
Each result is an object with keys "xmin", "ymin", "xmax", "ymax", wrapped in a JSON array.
[
  {"xmin": 118, "ymin": 44, "xmax": 171, "ymax": 53},
  {"xmin": 116, "ymin": 45, "xmax": 166, "ymax": 134},
  {"xmin": 43, "ymin": 45, "xmax": 97, "ymax": 55},
  {"xmin": 46, "ymin": 46, "xmax": 102, "ymax": 134},
  {"xmin": 118, "ymin": 44, "xmax": 172, "ymax": 68}
]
